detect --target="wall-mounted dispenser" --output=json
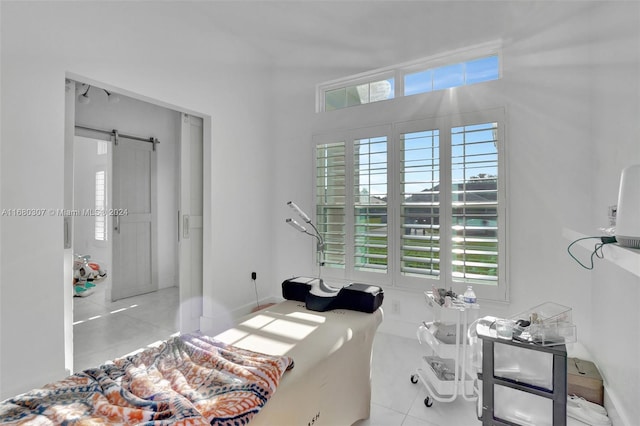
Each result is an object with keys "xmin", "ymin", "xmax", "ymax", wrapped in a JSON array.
[{"xmin": 615, "ymin": 164, "xmax": 640, "ymax": 249}]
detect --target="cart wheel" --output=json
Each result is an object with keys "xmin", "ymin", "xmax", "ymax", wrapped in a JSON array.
[
  {"xmin": 424, "ymin": 396, "xmax": 433, "ymax": 407},
  {"xmin": 410, "ymin": 374, "xmax": 418, "ymax": 384}
]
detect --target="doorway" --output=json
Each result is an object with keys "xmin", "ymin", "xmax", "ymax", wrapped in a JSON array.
[
  {"xmin": 72, "ymin": 136, "xmax": 111, "ymax": 300},
  {"xmin": 65, "ymin": 78, "xmax": 204, "ymax": 373}
]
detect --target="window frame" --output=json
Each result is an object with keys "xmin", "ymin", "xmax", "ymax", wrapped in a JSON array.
[
  {"xmin": 318, "ymin": 70, "xmax": 396, "ymax": 112},
  {"xmin": 314, "ymin": 125, "xmax": 393, "ymax": 282},
  {"xmin": 317, "ymin": 40, "xmax": 502, "ymax": 113},
  {"xmin": 94, "ymin": 166, "xmax": 108, "ymax": 247},
  {"xmin": 313, "ymin": 108, "xmax": 507, "ymax": 302}
]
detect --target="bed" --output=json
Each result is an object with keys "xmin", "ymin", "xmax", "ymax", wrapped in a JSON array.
[{"xmin": 0, "ymin": 299, "xmax": 382, "ymax": 425}]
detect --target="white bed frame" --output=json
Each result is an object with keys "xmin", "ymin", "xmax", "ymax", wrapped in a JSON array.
[{"xmin": 214, "ymin": 300, "xmax": 383, "ymax": 426}]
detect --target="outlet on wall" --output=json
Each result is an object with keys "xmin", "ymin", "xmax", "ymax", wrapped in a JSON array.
[{"xmin": 391, "ymin": 300, "xmax": 400, "ymax": 314}]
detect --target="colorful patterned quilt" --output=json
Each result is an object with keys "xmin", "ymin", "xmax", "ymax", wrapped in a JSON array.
[{"xmin": 0, "ymin": 334, "xmax": 294, "ymax": 425}]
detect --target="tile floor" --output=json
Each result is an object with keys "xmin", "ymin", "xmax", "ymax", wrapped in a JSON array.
[
  {"xmin": 73, "ymin": 285, "xmax": 180, "ymax": 372},
  {"xmin": 358, "ymin": 332, "xmax": 479, "ymax": 426},
  {"xmin": 73, "ymin": 288, "xmax": 479, "ymax": 425}
]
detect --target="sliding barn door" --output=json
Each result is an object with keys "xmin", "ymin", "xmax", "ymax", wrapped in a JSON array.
[{"xmin": 111, "ymin": 138, "xmax": 158, "ymax": 300}]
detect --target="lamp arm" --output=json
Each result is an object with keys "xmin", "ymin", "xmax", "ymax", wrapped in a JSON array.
[
  {"xmin": 286, "ymin": 201, "xmax": 325, "ymax": 268},
  {"xmin": 307, "ymin": 222, "xmax": 325, "ymax": 266},
  {"xmin": 307, "ymin": 222, "xmax": 324, "ymax": 246}
]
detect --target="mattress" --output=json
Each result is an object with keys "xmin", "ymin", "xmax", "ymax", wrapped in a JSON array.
[{"xmin": 215, "ymin": 299, "xmax": 384, "ymax": 426}]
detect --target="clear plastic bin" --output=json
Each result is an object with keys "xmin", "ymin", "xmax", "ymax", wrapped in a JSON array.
[
  {"xmin": 511, "ymin": 302, "xmax": 577, "ymax": 346},
  {"xmin": 512, "ymin": 301, "xmax": 572, "ymax": 325},
  {"xmin": 530, "ymin": 322, "xmax": 577, "ymax": 346},
  {"xmin": 475, "ymin": 340, "xmax": 555, "ymax": 391},
  {"xmin": 494, "ymin": 384, "xmax": 553, "ymax": 426},
  {"xmin": 494, "ymin": 344, "xmax": 553, "ymax": 390},
  {"xmin": 421, "ymin": 356, "xmax": 474, "ymax": 396}
]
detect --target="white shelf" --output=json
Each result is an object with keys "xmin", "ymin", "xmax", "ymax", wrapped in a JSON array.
[
  {"xmin": 563, "ymin": 228, "xmax": 640, "ymax": 277},
  {"xmin": 418, "ymin": 321, "xmax": 460, "ymax": 359}
]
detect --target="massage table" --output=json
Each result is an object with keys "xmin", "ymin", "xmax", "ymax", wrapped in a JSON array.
[
  {"xmin": 216, "ymin": 299, "xmax": 383, "ymax": 426},
  {"xmin": 0, "ymin": 299, "xmax": 382, "ymax": 425}
]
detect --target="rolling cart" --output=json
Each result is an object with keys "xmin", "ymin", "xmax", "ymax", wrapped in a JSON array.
[
  {"xmin": 410, "ymin": 291, "xmax": 480, "ymax": 407},
  {"xmin": 475, "ymin": 302, "xmax": 572, "ymax": 425}
]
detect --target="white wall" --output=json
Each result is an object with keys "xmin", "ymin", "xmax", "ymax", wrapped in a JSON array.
[
  {"xmin": 75, "ymin": 89, "xmax": 181, "ymax": 291},
  {"xmin": 0, "ymin": 1, "xmax": 275, "ymax": 399},
  {"xmin": 587, "ymin": 3, "xmax": 640, "ymax": 424}
]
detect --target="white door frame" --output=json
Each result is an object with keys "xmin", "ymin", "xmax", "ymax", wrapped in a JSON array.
[
  {"xmin": 179, "ymin": 114, "xmax": 204, "ymax": 333},
  {"xmin": 64, "ymin": 76, "xmax": 208, "ymax": 372}
]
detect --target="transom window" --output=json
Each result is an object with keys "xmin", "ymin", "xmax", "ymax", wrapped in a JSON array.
[
  {"xmin": 318, "ymin": 42, "xmax": 501, "ymax": 112},
  {"xmin": 404, "ymin": 55, "xmax": 499, "ymax": 96},
  {"xmin": 325, "ymin": 78, "xmax": 395, "ymax": 111}
]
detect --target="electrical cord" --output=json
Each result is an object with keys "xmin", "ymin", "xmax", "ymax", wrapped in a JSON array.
[
  {"xmin": 252, "ymin": 277, "xmax": 260, "ymax": 308},
  {"xmin": 567, "ymin": 236, "xmax": 617, "ymax": 270}
]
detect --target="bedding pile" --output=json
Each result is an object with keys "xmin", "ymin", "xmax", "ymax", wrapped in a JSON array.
[{"xmin": 0, "ymin": 334, "xmax": 294, "ymax": 425}]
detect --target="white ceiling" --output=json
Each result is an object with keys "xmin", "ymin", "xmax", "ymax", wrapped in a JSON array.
[
  {"xmin": 4, "ymin": 0, "xmax": 591, "ymax": 94},
  {"xmin": 6, "ymin": 1, "xmax": 583, "ymax": 79},
  {"xmin": 168, "ymin": 1, "xmax": 516, "ymax": 70}
]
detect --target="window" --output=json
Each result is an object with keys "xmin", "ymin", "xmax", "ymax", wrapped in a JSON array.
[
  {"xmin": 95, "ymin": 169, "xmax": 107, "ymax": 241},
  {"xmin": 354, "ymin": 136, "xmax": 388, "ymax": 272},
  {"xmin": 318, "ymin": 42, "xmax": 500, "ymax": 112},
  {"xmin": 314, "ymin": 111, "xmax": 506, "ymax": 300},
  {"xmin": 450, "ymin": 122, "xmax": 499, "ymax": 284},
  {"xmin": 404, "ymin": 55, "xmax": 499, "ymax": 96},
  {"xmin": 316, "ymin": 142, "xmax": 346, "ymax": 269},
  {"xmin": 315, "ymin": 43, "xmax": 506, "ymax": 300},
  {"xmin": 324, "ymin": 77, "xmax": 395, "ymax": 111},
  {"xmin": 400, "ymin": 128, "xmax": 441, "ymax": 277}
]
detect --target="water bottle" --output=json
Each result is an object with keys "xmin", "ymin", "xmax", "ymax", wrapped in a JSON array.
[{"xmin": 463, "ymin": 285, "xmax": 477, "ymax": 304}]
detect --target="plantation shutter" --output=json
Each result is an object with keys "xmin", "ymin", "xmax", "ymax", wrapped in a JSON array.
[
  {"xmin": 316, "ymin": 142, "xmax": 346, "ymax": 268},
  {"xmin": 400, "ymin": 129, "xmax": 441, "ymax": 277},
  {"xmin": 313, "ymin": 111, "xmax": 504, "ymax": 299},
  {"xmin": 353, "ymin": 136, "xmax": 388, "ymax": 272},
  {"xmin": 450, "ymin": 122, "xmax": 499, "ymax": 284}
]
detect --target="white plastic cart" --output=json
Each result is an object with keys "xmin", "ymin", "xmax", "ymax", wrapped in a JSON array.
[{"xmin": 410, "ymin": 291, "xmax": 480, "ymax": 407}]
